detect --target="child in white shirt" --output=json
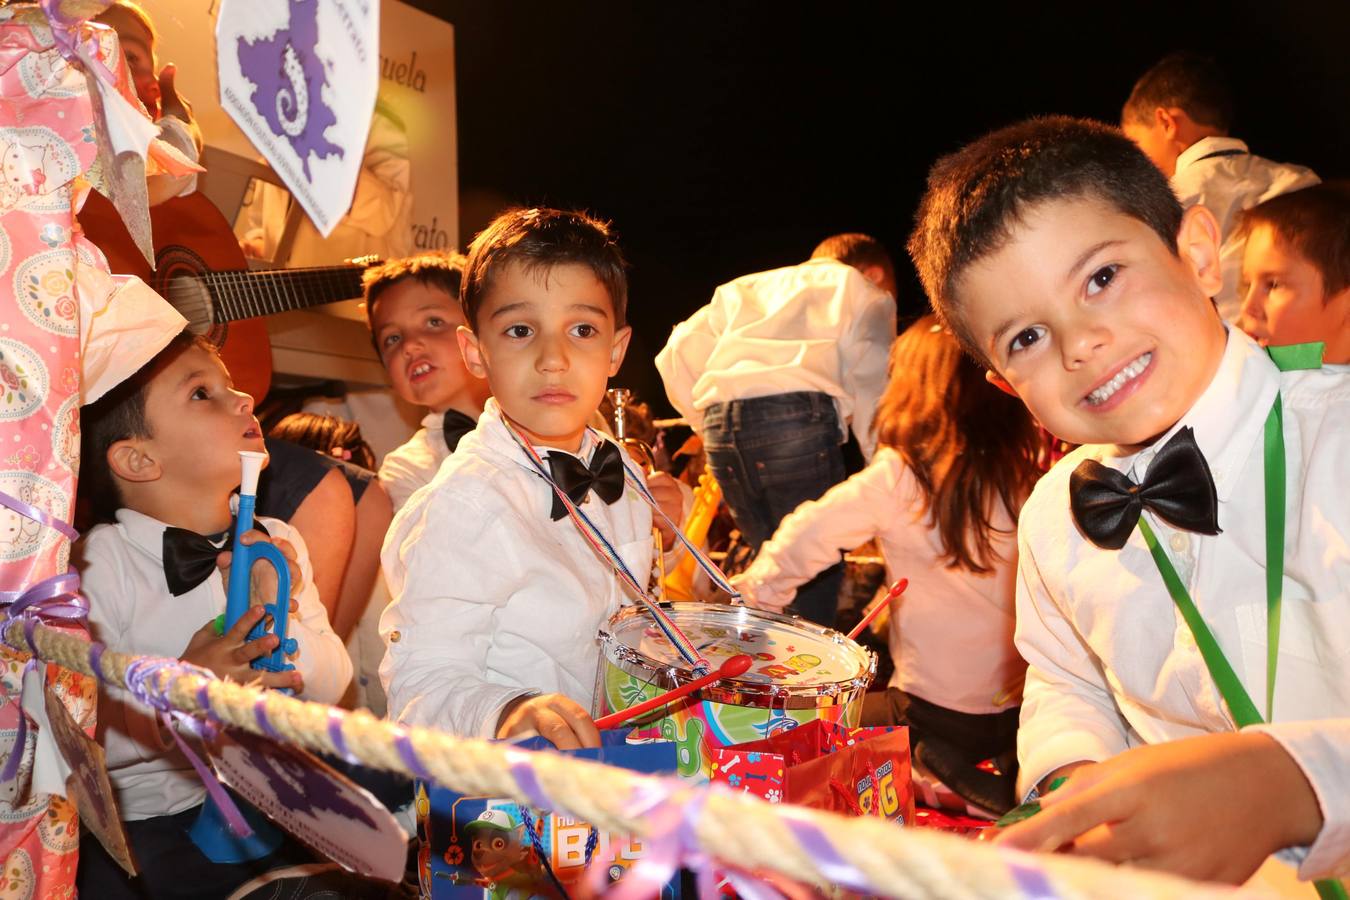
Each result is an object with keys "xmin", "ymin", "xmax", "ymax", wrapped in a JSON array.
[
  {"xmin": 380, "ymin": 208, "xmax": 683, "ymax": 748},
  {"xmin": 368, "ymin": 253, "xmax": 491, "ymax": 513},
  {"xmin": 733, "ymin": 315, "xmax": 1042, "ymax": 813},
  {"xmin": 656, "ymin": 234, "xmax": 897, "ymax": 626},
  {"xmin": 910, "ymin": 115, "xmax": 1350, "ymax": 886},
  {"xmin": 76, "ymin": 333, "xmax": 351, "ymax": 896}
]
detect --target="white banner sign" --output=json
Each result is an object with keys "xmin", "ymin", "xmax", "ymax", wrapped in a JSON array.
[{"xmin": 215, "ymin": 0, "xmax": 378, "ymax": 237}]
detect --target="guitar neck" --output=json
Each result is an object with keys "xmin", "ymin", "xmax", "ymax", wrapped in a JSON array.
[{"xmin": 198, "ymin": 265, "xmax": 368, "ymax": 323}]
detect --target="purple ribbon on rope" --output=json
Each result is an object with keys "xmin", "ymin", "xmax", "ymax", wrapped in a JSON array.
[
  {"xmin": 123, "ymin": 657, "xmax": 253, "ymax": 838},
  {"xmin": 0, "ymin": 490, "xmax": 89, "ymax": 785},
  {"xmin": 587, "ymin": 775, "xmax": 785, "ymax": 900},
  {"xmin": 1002, "ymin": 849, "xmax": 1062, "ymax": 900},
  {"xmin": 0, "ymin": 621, "xmax": 45, "ymax": 784}
]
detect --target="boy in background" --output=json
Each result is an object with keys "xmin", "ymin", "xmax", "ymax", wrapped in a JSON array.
[
  {"xmin": 1121, "ymin": 52, "xmax": 1319, "ymax": 321},
  {"xmin": 368, "ymin": 252, "xmax": 492, "ymax": 511},
  {"xmin": 381, "ymin": 208, "xmax": 683, "ymax": 748},
  {"xmin": 655, "ymin": 233, "xmax": 897, "ymax": 626},
  {"xmin": 1237, "ymin": 183, "xmax": 1350, "ymax": 363},
  {"xmin": 910, "ymin": 116, "xmax": 1349, "ymax": 885}
]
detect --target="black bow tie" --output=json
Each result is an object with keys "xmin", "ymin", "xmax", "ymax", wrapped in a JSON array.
[
  {"xmin": 1069, "ymin": 427, "xmax": 1222, "ymax": 550},
  {"xmin": 441, "ymin": 409, "xmax": 477, "ymax": 453},
  {"xmin": 546, "ymin": 441, "xmax": 626, "ymax": 520},
  {"xmin": 162, "ymin": 520, "xmax": 269, "ymax": 596}
]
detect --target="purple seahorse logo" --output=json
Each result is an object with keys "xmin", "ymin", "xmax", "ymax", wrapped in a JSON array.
[{"xmin": 235, "ymin": 0, "xmax": 344, "ymax": 178}]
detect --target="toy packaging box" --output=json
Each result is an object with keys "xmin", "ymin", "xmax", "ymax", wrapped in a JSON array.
[{"xmin": 417, "ymin": 733, "xmax": 681, "ymax": 899}]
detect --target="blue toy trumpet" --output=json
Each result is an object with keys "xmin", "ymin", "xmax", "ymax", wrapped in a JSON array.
[
  {"xmin": 190, "ymin": 450, "xmax": 290, "ymax": 863},
  {"xmin": 223, "ymin": 450, "xmax": 298, "ymax": 677}
]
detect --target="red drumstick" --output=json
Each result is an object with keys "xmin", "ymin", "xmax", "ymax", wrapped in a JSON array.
[
  {"xmin": 846, "ymin": 578, "xmax": 909, "ymax": 641},
  {"xmin": 594, "ymin": 653, "xmax": 754, "ymax": 730}
]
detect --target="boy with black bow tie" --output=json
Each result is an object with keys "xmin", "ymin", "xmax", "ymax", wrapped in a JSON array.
[
  {"xmin": 380, "ymin": 207, "xmax": 684, "ymax": 750},
  {"xmin": 74, "ymin": 332, "xmax": 351, "ymax": 893},
  {"xmin": 909, "ymin": 117, "xmax": 1350, "ymax": 888},
  {"xmin": 365, "ymin": 252, "xmax": 493, "ymax": 513}
]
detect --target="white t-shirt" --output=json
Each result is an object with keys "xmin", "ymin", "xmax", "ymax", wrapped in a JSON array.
[{"xmin": 656, "ymin": 258, "xmax": 895, "ymax": 460}]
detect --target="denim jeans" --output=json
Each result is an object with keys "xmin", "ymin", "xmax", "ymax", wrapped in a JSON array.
[{"xmin": 701, "ymin": 391, "xmax": 846, "ymax": 626}]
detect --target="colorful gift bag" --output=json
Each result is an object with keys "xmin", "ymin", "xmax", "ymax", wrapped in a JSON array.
[
  {"xmin": 417, "ymin": 732, "xmax": 682, "ymax": 899},
  {"xmin": 708, "ymin": 720, "xmax": 914, "ymax": 824}
]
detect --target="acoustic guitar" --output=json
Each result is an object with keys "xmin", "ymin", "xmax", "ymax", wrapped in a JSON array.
[{"xmin": 78, "ymin": 190, "xmax": 371, "ymax": 401}]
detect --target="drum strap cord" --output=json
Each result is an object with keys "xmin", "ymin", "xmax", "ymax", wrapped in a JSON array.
[{"xmin": 500, "ymin": 418, "xmax": 743, "ymax": 676}]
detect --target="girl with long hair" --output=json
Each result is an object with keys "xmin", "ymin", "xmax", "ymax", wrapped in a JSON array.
[{"xmin": 733, "ymin": 315, "xmax": 1044, "ymax": 814}]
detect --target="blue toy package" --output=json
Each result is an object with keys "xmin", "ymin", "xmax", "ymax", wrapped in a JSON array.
[{"xmin": 416, "ymin": 732, "xmax": 681, "ymax": 899}]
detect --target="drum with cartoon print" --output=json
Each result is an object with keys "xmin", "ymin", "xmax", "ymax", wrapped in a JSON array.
[{"xmin": 596, "ymin": 602, "xmax": 876, "ymax": 778}]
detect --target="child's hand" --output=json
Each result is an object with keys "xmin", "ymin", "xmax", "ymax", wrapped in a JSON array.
[
  {"xmin": 730, "ymin": 570, "xmax": 791, "ymax": 611},
  {"xmin": 495, "ymin": 693, "xmax": 601, "ymax": 750},
  {"xmin": 646, "ymin": 471, "xmax": 683, "ymax": 549},
  {"xmin": 180, "ymin": 606, "xmax": 304, "ymax": 692},
  {"xmin": 156, "ymin": 63, "xmax": 194, "ymax": 125},
  {"xmin": 216, "ymin": 530, "xmax": 303, "ymax": 613},
  {"xmin": 993, "ymin": 732, "xmax": 1323, "ymax": 884}
]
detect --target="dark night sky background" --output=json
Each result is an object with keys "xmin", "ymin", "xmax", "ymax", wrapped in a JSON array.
[{"xmin": 405, "ymin": 1, "xmax": 1350, "ymax": 415}]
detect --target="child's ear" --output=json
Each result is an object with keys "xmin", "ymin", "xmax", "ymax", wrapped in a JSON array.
[
  {"xmin": 985, "ymin": 369, "xmax": 1019, "ymax": 397},
  {"xmin": 1156, "ymin": 106, "xmax": 1180, "ymax": 139},
  {"xmin": 107, "ymin": 439, "xmax": 161, "ymax": 484},
  {"xmin": 456, "ymin": 325, "xmax": 489, "ymax": 380},
  {"xmin": 1177, "ymin": 205, "xmax": 1225, "ymax": 298},
  {"xmin": 608, "ymin": 325, "xmax": 633, "ymax": 376}
]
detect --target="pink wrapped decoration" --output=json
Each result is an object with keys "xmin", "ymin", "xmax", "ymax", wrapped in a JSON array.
[{"xmin": 0, "ymin": 3, "xmax": 190, "ymax": 893}]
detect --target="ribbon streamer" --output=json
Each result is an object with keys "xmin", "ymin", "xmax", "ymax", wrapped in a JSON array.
[
  {"xmin": 122, "ymin": 658, "xmax": 253, "ymax": 838},
  {"xmin": 0, "ymin": 489, "xmax": 80, "ymax": 544},
  {"xmin": 499, "ymin": 419, "xmax": 713, "ymax": 674}
]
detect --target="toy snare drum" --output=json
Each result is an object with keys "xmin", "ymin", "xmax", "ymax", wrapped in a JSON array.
[{"xmin": 596, "ymin": 603, "xmax": 876, "ymax": 778}]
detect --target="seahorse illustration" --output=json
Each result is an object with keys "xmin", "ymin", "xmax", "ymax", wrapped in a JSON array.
[{"xmin": 276, "ymin": 43, "xmax": 309, "ymax": 137}]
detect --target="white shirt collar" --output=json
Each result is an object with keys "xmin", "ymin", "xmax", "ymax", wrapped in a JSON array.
[
  {"xmin": 1174, "ymin": 136, "xmax": 1249, "ymax": 174},
  {"xmin": 421, "ymin": 411, "xmax": 443, "ymax": 431},
  {"xmin": 113, "ymin": 507, "xmax": 175, "ymax": 562},
  {"xmin": 476, "ymin": 398, "xmax": 603, "ymax": 466},
  {"xmin": 1111, "ymin": 327, "xmax": 1279, "ymax": 502}
]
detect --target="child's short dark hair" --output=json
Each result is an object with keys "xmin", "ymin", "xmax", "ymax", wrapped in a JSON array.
[
  {"xmin": 79, "ymin": 332, "xmax": 204, "ymax": 523},
  {"xmin": 1238, "ymin": 182, "xmax": 1350, "ymax": 298},
  {"xmin": 1121, "ymin": 52, "xmax": 1234, "ymax": 132},
  {"xmin": 810, "ymin": 233, "xmax": 896, "ymax": 290},
  {"xmin": 461, "ymin": 207, "xmax": 628, "ymax": 331},
  {"xmin": 908, "ymin": 115, "xmax": 1183, "ymax": 364},
  {"xmin": 362, "ymin": 252, "xmax": 466, "ymax": 351}
]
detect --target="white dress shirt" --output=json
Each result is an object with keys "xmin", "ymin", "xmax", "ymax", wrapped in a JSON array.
[
  {"xmin": 1172, "ymin": 136, "xmax": 1320, "ymax": 322},
  {"xmin": 379, "ymin": 412, "xmax": 452, "ymax": 513},
  {"xmin": 655, "ymin": 258, "xmax": 896, "ymax": 460},
  {"xmin": 1015, "ymin": 329, "xmax": 1350, "ymax": 880},
  {"xmin": 379, "ymin": 399, "xmax": 655, "ymax": 739},
  {"xmin": 734, "ymin": 447, "xmax": 1024, "ymax": 714},
  {"xmin": 77, "ymin": 509, "xmax": 352, "ymax": 820}
]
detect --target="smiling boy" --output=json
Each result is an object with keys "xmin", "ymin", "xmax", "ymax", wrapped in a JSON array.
[
  {"xmin": 909, "ymin": 117, "xmax": 1350, "ymax": 886},
  {"xmin": 379, "ymin": 208, "xmax": 683, "ymax": 749}
]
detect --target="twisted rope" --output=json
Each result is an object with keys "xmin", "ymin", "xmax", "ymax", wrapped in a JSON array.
[{"xmin": 5, "ymin": 619, "xmax": 1235, "ymax": 900}]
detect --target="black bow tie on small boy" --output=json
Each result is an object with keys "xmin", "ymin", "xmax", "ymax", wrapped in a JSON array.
[
  {"xmin": 162, "ymin": 520, "xmax": 269, "ymax": 596},
  {"xmin": 546, "ymin": 441, "xmax": 626, "ymax": 520},
  {"xmin": 1069, "ymin": 426, "xmax": 1222, "ymax": 550}
]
